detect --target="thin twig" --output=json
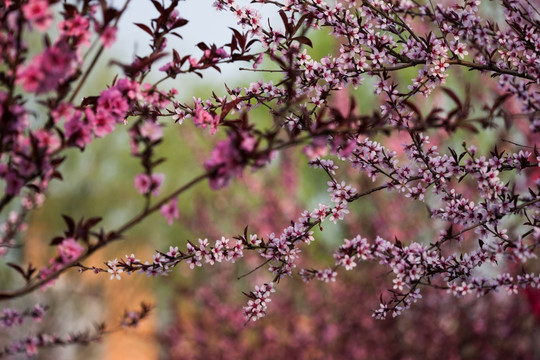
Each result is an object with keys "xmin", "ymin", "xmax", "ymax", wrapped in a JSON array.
[{"xmin": 237, "ymin": 259, "xmax": 272, "ymax": 280}]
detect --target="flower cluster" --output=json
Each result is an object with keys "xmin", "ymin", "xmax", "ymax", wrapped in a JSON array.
[
  {"xmin": 243, "ymin": 283, "xmax": 275, "ymax": 321},
  {"xmin": 0, "ymin": 0, "xmax": 538, "ymax": 357},
  {"xmin": 0, "ymin": 303, "xmax": 150, "ymax": 358},
  {"xmin": 86, "ymin": 236, "xmax": 246, "ymax": 281},
  {"xmin": 297, "ymin": 133, "xmax": 539, "ymax": 318},
  {"xmin": 0, "ymin": 305, "xmax": 46, "ymax": 328}
]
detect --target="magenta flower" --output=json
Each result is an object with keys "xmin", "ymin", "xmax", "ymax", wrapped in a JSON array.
[
  {"xmin": 86, "ymin": 108, "xmax": 116, "ymax": 138},
  {"xmin": 203, "ymin": 130, "xmax": 266, "ymax": 189},
  {"xmin": 22, "ymin": 0, "xmax": 53, "ymax": 31},
  {"xmin": 134, "ymin": 174, "xmax": 151, "ymax": 194},
  {"xmin": 204, "ymin": 137, "xmax": 242, "ymax": 189},
  {"xmin": 58, "ymin": 14, "xmax": 90, "ymax": 39},
  {"xmin": 34, "ymin": 129, "xmax": 60, "ymax": 153},
  {"xmin": 100, "ymin": 26, "xmax": 117, "ymax": 48},
  {"xmin": 193, "ymin": 106, "xmax": 220, "ymax": 134},
  {"xmin": 57, "ymin": 238, "xmax": 85, "ymax": 264},
  {"xmin": 160, "ymin": 198, "xmax": 179, "ymax": 226},
  {"xmin": 96, "ymin": 87, "xmax": 129, "ymax": 123},
  {"xmin": 17, "ymin": 42, "xmax": 76, "ymax": 94},
  {"xmin": 134, "ymin": 173, "xmax": 164, "ymax": 196},
  {"xmin": 16, "ymin": 65, "xmax": 42, "ymax": 93},
  {"xmin": 150, "ymin": 173, "xmax": 165, "ymax": 196},
  {"xmin": 189, "ymin": 56, "xmax": 199, "ymax": 68},
  {"xmin": 5, "ymin": 172, "xmax": 24, "ymax": 196},
  {"xmin": 64, "ymin": 111, "xmax": 92, "ymax": 148}
]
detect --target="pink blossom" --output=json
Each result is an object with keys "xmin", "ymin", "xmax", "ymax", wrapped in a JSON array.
[
  {"xmin": 5, "ymin": 172, "xmax": 24, "ymax": 196},
  {"xmin": 140, "ymin": 121, "xmax": 163, "ymax": 141},
  {"xmin": 204, "ymin": 137, "xmax": 243, "ymax": 189},
  {"xmin": 58, "ymin": 14, "xmax": 91, "ymax": 48},
  {"xmin": 22, "ymin": 0, "xmax": 53, "ymax": 31},
  {"xmin": 25, "ymin": 342, "xmax": 38, "ymax": 357},
  {"xmin": 58, "ymin": 14, "xmax": 90, "ymax": 37},
  {"xmin": 100, "ymin": 26, "xmax": 117, "ymax": 48},
  {"xmin": 97, "ymin": 87, "xmax": 129, "ymax": 123},
  {"xmin": 34, "ymin": 129, "xmax": 60, "ymax": 153},
  {"xmin": 57, "ymin": 238, "xmax": 85, "ymax": 263},
  {"xmin": 193, "ymin": 106, "xmax": 219, "ymax": 134},
  {"xmin": 253, "ymin": 53, "xmax": 264, "ymax": 69},
  {"xmin": 38, "ymin": 259, "xmax": 62, "ymax": 291},
  {"xmin": 64, "ymin": 111, "xmax": 92, "ymax": 148},
  {"xmin": 134, "ymin": 174, "xmax": 151, "ymax": 194},
  {"xmin": 189, "ymin": 56, "xmax": 199, "ymax": 67},
  {"xmin": 16, "ymin": 65, "xmax": 42, "ymax": 93},
  {"xmin": 150, "ymin": 173, "xmax": 165, "ymax": 195},
  {"xmin": 134, "ymin": 173, "xmax": 164, "ymax": 196},
  {"xmin": 160, "ymin": 198, "xmax": 179, "ymax": 225},
  {"xmin": 215, "ymin": 47, "xmax": 228, "ymax": 58},
  {"xmin": 240, "ymin": 135, "xmax": 256, "ymax": 152},
  {"xmin": 17, "ymin": 42, "xmax": 76, "ymax": 94},
  {"xmin": 172, "ymin": 107, "xmax": 186, "ymax": 124},
  {"xmin": 86, "ymin": 108, "xmax": 116, "ymax": 137}
]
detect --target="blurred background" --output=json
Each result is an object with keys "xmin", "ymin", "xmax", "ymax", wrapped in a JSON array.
[{"xmin": 1, "ymin": 1, "xmax": 539, "ymax": 359}]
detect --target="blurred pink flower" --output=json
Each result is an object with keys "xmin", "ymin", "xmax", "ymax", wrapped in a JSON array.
[
  {"xmin": 140, "ymin": 121, "xmax": 163, "ymax": 141},
  {"xmin": 194, "ymin": 106, "xmax": 219, "ymax": 135},
  {"xmin": 100, "ymin": 26, "xmax": 117, "ymax": 48},
  {"xmin": 160, "ymin": 198, "xmax": 179, "ymax": 225},
  {"xmin": 57, "ymin": 238, "xmax": 84, "ymax": 263},
  {"xmin": 134, "ymin": 173, "xmax": 165, "ymax": 196},
  {"xmin": 22, "ymin": 0, "xmax": 53, "ymax": 31}
]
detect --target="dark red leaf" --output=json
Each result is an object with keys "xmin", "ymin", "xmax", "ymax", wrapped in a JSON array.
[
  {"xmin": 50, "ymin": 236, "xmax": 65, "ymax": 246},
  {"xmin": 441, "ymin": 87, "xmax": 462, "ymax": 108},
  {"xmin": 151, "ymin": 0, "xmax": 164, "ymax": 13},
  {"xmin": 134, "ymin": 23, "xmax": 153, "ymax": 36},
  {"xmin": 62, "ymin": 215, "xmax": 75, "ymax": 234},
  {"xmin": 196, "ymin": 42, "xmax": 209, "ymax": 51},
  {"xmin": 292, "ymin": 36, "xmax": 313, "ymax": 47},
  {"xmin": 7, "ymin": 263, "xmax": 25, "ymax": 277}
]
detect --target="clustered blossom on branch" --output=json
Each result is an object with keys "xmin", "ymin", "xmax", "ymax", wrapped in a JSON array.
[
  {"xmin": 0, "ymin": 303, "xmax": 151, "ymax": 358},
  {"xmin": 0, "ymin": 304, "xmax": 46, "ymax": 328},
  {"xmin": 0, "ymin": 0, "xmax": 538, "ymax": 357},
  {"xmin": 299, "ymin": 134, "xmax": 539, "ymax": 318}
]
